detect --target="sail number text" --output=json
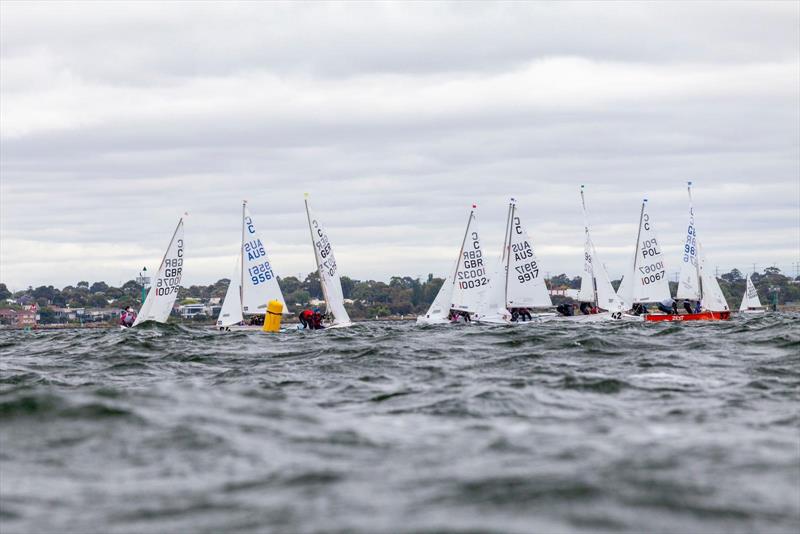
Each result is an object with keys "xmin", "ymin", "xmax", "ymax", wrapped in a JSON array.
[
  {"xmin": 155, "ymin": 239, "xmax": 183, "ymax": 296},
  {"xmin": 457, "ymin": 232, "xmax": 487, "ymax": 289}
]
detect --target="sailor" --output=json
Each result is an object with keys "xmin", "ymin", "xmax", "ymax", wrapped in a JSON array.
[
  {"xmin": 298, "ymin": 309, "xmax": 314, "ymax": 329},
  {"xmin": 657, "ymin": 297, "xmax": 678, "ymax": 315},
  {"xmin": 311, "ymin": 308, "xmax": 325, "ymax": 329},
  {"xmin": 632, "ymin": 303, "xmax": 647, "ymax": 316},
  {"xmin": 683, "ymin": 299, "xmax": 693, "ymax": 314},
  {"xmin": 694, "ymin": 300, "xmax": 702, "ymax": 314},
  {"xmin": 119, "ymin": 306, "xmax": 136, "ymax": 328},
  {"xmin": 518, "ymin": 307, "xmax": 532, "ymax": 321},
  {"xmin": 510, "ymin": 308, "xmax": 520, "ymax": 322},
  {"xmin": 556, "ymin": 303, "xmax": 574, "ymax": 317},
  {"xmin": 579, "ymin": 302, "xmax": 592, "ymax": 315}
]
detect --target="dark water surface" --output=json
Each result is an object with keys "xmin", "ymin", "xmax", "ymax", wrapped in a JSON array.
[{"xmin": 1, "ymin": 314, "xmax": 798, "ymax": 533}]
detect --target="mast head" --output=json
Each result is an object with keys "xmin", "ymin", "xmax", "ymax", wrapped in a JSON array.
[
  {"xmin": 472, "ymin": 203, "xmax": 477, "ymax": 209},
  {"xmin": 304, "ymin": 192, "xmax": 309, "ymax": 199}
]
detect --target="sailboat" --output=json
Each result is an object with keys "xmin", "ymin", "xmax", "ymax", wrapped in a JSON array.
[
  {"xmin": 616, "ymin": 198, "xmax": 674, "ymax": 318},
  {"xmin": 563, "ymin": 187, "xmax": 630, "ymax": 322},
  {"xmin": 499, "ymin": 198, "xmax": 554, "ymax": 322},
  {"xmin": 417, "ymin": 206, "xmax": 509, "ymax": 325},
  {"xmin": 132, "ymin": 216, "xmax": 185, "ymax": 327},
  {"xmin": 304, "ymin": 194, "xmax": 353, "ymax": 328},
  {"xmin": 739, "ymin": 273, "xmax": 766, "ymax": 314},
  {"xmin": 217, "ymin": 202, "xmax": 289, "ymax": 329},
  {"xmin": 669, "ymin": 181, "xmax": 730, "ymax": 321}
]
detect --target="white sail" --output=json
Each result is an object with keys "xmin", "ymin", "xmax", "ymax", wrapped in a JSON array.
[
  {"xmin": 591, "ymin": 241, "xmax": 624, "ymax": 312},
  {"xmin": 616, "ymin": 273, "xmax": 632, "ymax": 310},
  {"xmin": 419, "ymin": 264, "xmax": 456, "ymax": 322},
  {"xmin": 698, "ymin": 246, "xmax": 729, "ymax": 312},
  {"xmin": 133, "ymin": 218, "xmax": 185, "ymax": 326},
  {"xmin": 579, "ymin": 187, "xmax": 622, "ymax": 312},
  {"xmin": 305, "ymin": 197, "xmax": 352, "ymax": 326},
  {"xmin": 677, "ymin": 183, "xmax": 701, "ymax": 300},
  {"xmin": 739, "ymin": 274, "xmax": 762, "ymax": 311},
  {"xmin": 217, "ymin": 256, "xmax": 244, "ymax": 327},
  {"xmin": 631, "ymin": 200, "xmax": 671, "ymax": 304},
  {"xmin": 577, "ymin": 233, "xmax": 595, "ymax": 303},
  {"xmin": 477, "ymin": 257, "xmax": 512, "ymax": 323},
  {"xmin": 504, "ymin": 202, "xmax": 552, "ymax": 308},
  {"xmin": 241, "ymin": 205, "xmax": 288, "ymax": 315},
  {"xmin": 451, "ymin": 210, "xmax": 490, "ymax": 313}
]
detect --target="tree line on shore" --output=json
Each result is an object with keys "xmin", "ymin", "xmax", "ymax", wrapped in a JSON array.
[{"xmin": 1, "ymin": 267, "xmax": 797, "ymax": 324}]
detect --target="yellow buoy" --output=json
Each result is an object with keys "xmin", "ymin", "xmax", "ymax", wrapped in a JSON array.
[{"xmin": 262, "ymin": 300, "xmax": 283, "ymax": 332}]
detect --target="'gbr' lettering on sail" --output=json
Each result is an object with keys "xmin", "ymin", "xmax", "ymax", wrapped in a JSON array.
[
  {"xmin": 457, "ymin": 232, "xmax": 488, "ymax": 290},
  {"xmin": 156, "ymin": 239, "xmax": 183, "ymax": 296}
]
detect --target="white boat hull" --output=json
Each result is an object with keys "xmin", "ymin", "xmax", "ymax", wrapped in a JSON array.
[{"xmin": 552, "ymin": 311, "xmax": 644, "ymax": 323}]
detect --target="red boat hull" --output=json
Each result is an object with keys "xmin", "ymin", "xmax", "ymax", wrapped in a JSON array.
[{"xmin": 644, "ymin": 311, "xmax": 731, "ymax": 322}]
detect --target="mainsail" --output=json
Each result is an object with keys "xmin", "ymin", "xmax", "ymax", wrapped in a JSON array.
[
  {"xmin": 677, "ymin": 182, "xmax": 701, "ymax": 300},
  {"xmin": 629, "ymin": 199, "xmax": 671, "ymax": 304},
  {"xmin": 739, "ymin": 274, "xmax": 762, "ymax": 311},
  {"xmin": 241, "ymin": 204, "xmax": 287, "ymax": 314},
  {"xmin": 304, "ymin": 195, "xmax": 352, "ymax": 326},
  {"xmin": 451, "ymin": 208, "xmax": 490, "ymax": 313},
  {"xmin": 133, "ymin": 217, "xmax": 185, "ymax": 326},
  {"xmin": 578, "ymin": 187, "xmax": 623, "ymax": 312},
  {"xmin": 503, "ymin": 200, "xmax": 552, "ymax": 308},
  {"xmin": 217, "ymin": 202, "xmax": 288, "ymax": 328}
]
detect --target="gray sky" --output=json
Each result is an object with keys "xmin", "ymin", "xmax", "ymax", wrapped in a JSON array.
[{"xmin": 2, "ymin": 1, "xmax": 798, "ymax": 290}]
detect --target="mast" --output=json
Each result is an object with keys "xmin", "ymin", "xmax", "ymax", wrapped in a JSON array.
[
  {"xmin": 452, "ymin": 207, "xmax": 475, "ymax": 283},
  {"xmin": 304, "ymin": 194, "xmax": 332, "ymax": 313},
  {"xmin": 687, "ymin": 181, "xmax": 703, "ymax": 303},
  {"xmin": 501, "ymin": 201, "xmax": 512, "ymax": 263},
  {"xmin": 580, "ymin": 185, "xmax": 598, "ymax": 307},
  {"xmin": 240, "ymin": 200, "xmax": 246, "ymax": 315},
  {"xmin": 504, "ymin": 200, "xmax": 515, "ymax": 308},
  {"xmin": 630, "ymin": 199, "xmax": 646, "ymax": 304}
]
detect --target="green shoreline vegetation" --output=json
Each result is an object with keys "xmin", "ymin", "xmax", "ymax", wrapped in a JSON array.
[{"xmin": 1, "ymin": 267, "xmax": 798, "ymax": 326}]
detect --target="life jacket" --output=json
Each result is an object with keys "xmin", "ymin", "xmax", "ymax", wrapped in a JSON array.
[{"xmin": 300, "ymin": 310, "xmax": 314, "ymax": 320}]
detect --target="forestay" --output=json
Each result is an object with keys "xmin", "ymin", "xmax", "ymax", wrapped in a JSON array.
[
  {"xmin": 305, "ymin": 198, "xmax": 351, "ymax": 326},
  {"xmin": 677, "ymin": 183, "xmax": 701, "ymax": 300},
  {"xmin": 133, "ymin": 218, "xmax": 185, "ymax": 326},
  {"xmin": 740, "ymin": 275, "xmax": 762, "ymax": 311},
  {"xmin": 631, "ymin": 200, "xmax": 671, "ymax": 304},
  {"xmin": 504, "ymin": 202, "xmax": 552, "ymax": 308},
  {"xmin": 241, "ymin": 206, "xmax": 288, "ymax": 315},
  {"xmin": 451, "ymin": 210, "xmax": 490, "ymax": 313},
  {"xmin": 217, "ymin": 256, "xmax": 244, "ymax": 327}
]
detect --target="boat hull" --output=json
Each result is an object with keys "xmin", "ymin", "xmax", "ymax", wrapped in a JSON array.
[
  {"xmin": 740, "ymin": 309, "xmax": 766, "ymax": 315},
  {"xmin": 644, "ymin": 311, "xmax": 731, "ymax": 322}
]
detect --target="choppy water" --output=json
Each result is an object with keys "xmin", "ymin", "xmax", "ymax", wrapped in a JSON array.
[{"xmin": 1, "ymin": 314, "xmax": 798, "ymax": 533}]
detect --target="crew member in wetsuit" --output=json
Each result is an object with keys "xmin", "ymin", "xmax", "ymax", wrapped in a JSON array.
[
  {"xmin": 556, "ymin": 303, "xmax": 574, "ymax": 316},
  {"xmin": 579, "ymin": 302, "xmax": 592, "ymax": 315},
  {"xmin": 311, "ymin": 309, "xmax": 325, "ymax": 329},
  {"xmin": 119, "ymin": 306, "xmax": 136, "ymax": 328},
  {"xmin": 298, "ymin": 309, "xmax": 314, "ymax": 329},
  {"xmin": 518, "ymin": 307, "xmax": 532, "ymax": 321},
  {"xmin": 657, "ymin": 297, "xmax": 678, "ymax": 315},
  {"xmin": 683, "ymin": 299, "xmax": 693, "ymax": 314}
]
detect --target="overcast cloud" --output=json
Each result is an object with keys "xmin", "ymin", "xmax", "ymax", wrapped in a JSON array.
[{"xmin": 1, "ymin": 1, "xmax": 798, "ymax": 290}]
